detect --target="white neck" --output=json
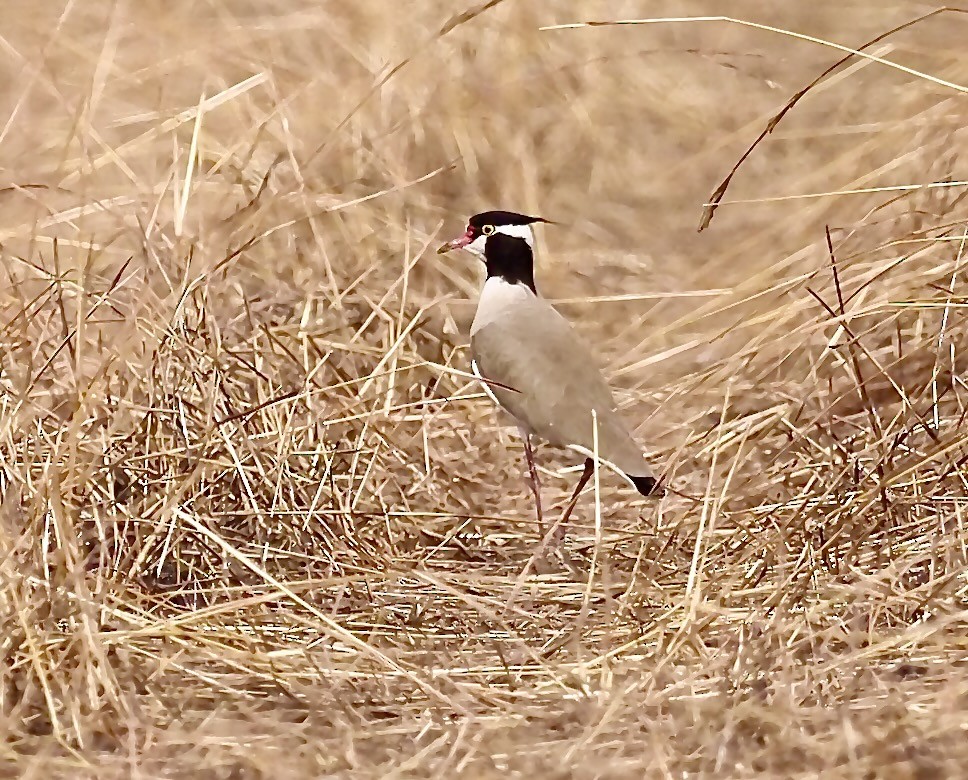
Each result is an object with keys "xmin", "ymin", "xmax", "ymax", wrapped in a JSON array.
[{"xmin": 470, "ymin": 275, "xmax": 535, "ymax": 336}]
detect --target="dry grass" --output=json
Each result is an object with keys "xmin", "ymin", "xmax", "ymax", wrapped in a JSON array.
[{"xmin": 2, "ymin": 1, "xmax": 968, "ymax": 777}]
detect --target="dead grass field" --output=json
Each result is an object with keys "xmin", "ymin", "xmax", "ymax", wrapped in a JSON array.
[{"xmin": 2, "ymin": 1, "xmax": 968, "ymax": 777}]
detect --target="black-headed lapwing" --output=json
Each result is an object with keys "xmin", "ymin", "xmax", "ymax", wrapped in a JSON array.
[{"xmin": 438, "ymin": 210, "xmax": 662, "ymax": 538}]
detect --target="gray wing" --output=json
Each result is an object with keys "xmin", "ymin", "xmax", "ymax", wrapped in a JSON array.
[{"xmin": 470, "ymin": 296, "xmax": 649, "ymax": 478}]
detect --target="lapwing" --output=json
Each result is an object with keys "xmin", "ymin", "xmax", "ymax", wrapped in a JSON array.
[{"xmin": 437, "ymin": 210, "xmax": 662, "ymax": 539}]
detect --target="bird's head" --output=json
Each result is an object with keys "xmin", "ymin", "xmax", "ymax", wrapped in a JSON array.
[{"xmin": 437, "ymin": 210, "xmax": 550, "ymax": 259}]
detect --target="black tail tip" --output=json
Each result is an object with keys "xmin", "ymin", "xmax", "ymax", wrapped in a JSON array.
[{"xmin": 630, "ymin": 475, "xmax": 663, "ymax": 497}]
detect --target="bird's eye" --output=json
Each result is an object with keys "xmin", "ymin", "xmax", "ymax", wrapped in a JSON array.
[{"xmin": 482, "ymin": 224, "xmax": 495, "ymax": 236}]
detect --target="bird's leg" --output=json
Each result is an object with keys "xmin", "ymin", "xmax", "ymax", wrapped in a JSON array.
[
  {"xmin": 552, "ymin": 458, "xmax": 594, "ymax": 546},
  {"xmin": 521, "ymin": 431, "xmax": 543, "ymax": 534}
]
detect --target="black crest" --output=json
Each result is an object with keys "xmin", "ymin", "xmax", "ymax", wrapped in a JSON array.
[{"xmin": 468, "ymin": 211, "xmax": 549, "ymax": 230}]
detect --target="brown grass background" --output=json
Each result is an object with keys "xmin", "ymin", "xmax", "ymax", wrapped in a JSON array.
[{"xmin": 2, "ymin": 1, "xmax": 968, "ymax": 777}]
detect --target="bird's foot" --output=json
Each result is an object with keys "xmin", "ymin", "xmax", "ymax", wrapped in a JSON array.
[
  {"xmin": 533, "ymin": 520, "xmax": 582, "ymax": 574},
  {"xmin": 536, "ymin": 540, "xmax": 581, "ymax": 576}
]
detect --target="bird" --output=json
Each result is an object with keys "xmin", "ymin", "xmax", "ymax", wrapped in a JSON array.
[{"xmin": 437, "ymin": 209, "xmax": 662, "ymax": 541}]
